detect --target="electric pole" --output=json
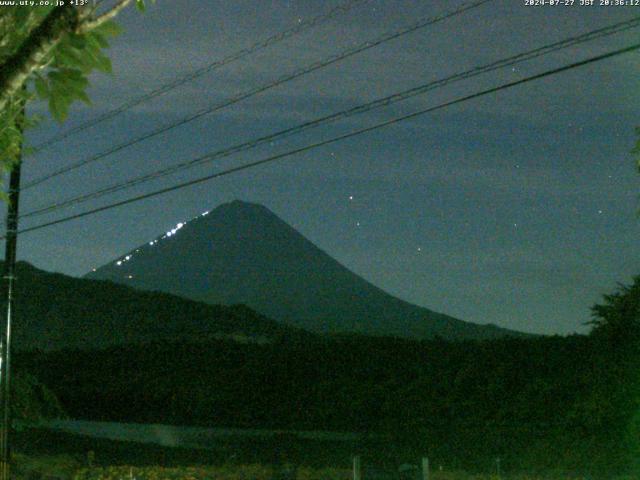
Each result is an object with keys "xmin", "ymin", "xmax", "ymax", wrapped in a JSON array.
[{"xmin": 0, "ymin": 99, "xmax": 25, "ymax": 480}]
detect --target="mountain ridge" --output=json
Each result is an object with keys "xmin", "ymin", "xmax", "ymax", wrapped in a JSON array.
[
  {"xmin": 6, "ymin": 260, "xmax": 309, "ymax": 351},
  {"xmin": 86, "ymin": 200, "xmax": 527, "ymax": 340}
]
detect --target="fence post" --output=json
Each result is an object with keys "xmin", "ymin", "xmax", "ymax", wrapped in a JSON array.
[
  {"xmin": 353, "ymin": 455, "xmax": 361, "ymax": 480},
  {"xmin": 421, "ymin": 457, "xmax": 429, "ymax": 480}
]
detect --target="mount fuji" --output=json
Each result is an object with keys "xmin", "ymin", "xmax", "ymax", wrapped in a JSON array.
[{"xmin": 86, "ymin": 200, "xmax": 523, "ymax": 340}]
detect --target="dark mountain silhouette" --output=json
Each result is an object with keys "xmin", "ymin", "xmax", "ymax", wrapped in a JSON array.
[
  {"xmin": 86, "ymin": 200, "xmax": 524, "ymax": 340},
  {"xmin": 5, "ymin": 261, "xmax": 306, "ymax": 351}
]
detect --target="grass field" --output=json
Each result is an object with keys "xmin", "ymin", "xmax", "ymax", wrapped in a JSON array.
[
  {"xmin": 13, "ymin": 458, "xmax": 635, "ymax": 480},
  {"xmin": 11, "ymin": 428, "xmax": 634, "ymax": 480},
  {"xmin": 69, "ymin": 465, "xmax": 633, "ymax": 480}
]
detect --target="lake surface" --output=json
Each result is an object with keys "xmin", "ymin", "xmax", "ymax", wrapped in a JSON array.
[{"xmin": 40, "ymin": 419, "xmax": 364, "ymax": 450}]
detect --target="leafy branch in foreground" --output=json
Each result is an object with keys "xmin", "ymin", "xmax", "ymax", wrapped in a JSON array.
[{"xmin": 0, "ymin": 0, "xmax": 153, "ymax": 174}]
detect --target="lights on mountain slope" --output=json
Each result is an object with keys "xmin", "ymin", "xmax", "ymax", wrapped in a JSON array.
[
  {"xmin": 114, "ymin": 208, "xmax": 211, "ymax": 267},
  {"xmin": 165, "ymin": 220, "xmax": 186, "ymax": 238}
]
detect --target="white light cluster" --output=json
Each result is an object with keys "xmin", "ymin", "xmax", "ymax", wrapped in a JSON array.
[
  {"xmin": 115, "ymin": 207, "xmax": 212, "ymax": 267},
  {"xmin": 115, "ymin": 251, "xmax": 136, "ymax": 267},
  {"xmin": 165, "ymin": 221, "xmax": 186, "ymax": 238}
]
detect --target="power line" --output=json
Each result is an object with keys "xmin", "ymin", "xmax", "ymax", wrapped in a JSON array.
[
  {"xmin": 21, "ymin": 17, "xmax": 640, "ymax": 218},
  {"xmin": 23, "ymin": 0, "xmax": 494, "ymax": 190},
  {"xmin": 28, "ymin": 0, "xmax": 371, "ymax": 154},
  {"xmin": 22, "ymin": 18, "xmax": 638, "ymax": 216},
  {"xmin": 12, "ymin": 41, "xmax": 640, "ymax": 238}
]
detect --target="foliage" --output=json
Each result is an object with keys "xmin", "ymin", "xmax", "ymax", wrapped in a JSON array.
[
  {"xmin": 12, "ymin": 371, "xmax": 65, "ymax": 423},
  {"xmin": 66, "ymin": 464, "xmax": 629, "ymax": 480},
  {"xmin": 33, "ymin": 21, "xmax": 118, "ymax": 121},
  {"xmin": 11, "ymin": 263, "xmax": 640, "ymax": 477},
  {"xmin": 13, "ymin": 452, "xmax": 80, "ymax": 480},
  {"xmin": 6, "ymin": 261, "xmax": 308, "ymax": 351},
  {"xmin": 73, "ymin": 464, "xmax": 277, "ymax": 480},
  {"xmin": 0, "ymin": 7, "xmax": 109, "ymax": 171},
  {"xmin": 587, "ymin": 276, "xmax": 640, "ymax": 476},
  {"xmin": 15, "ymin": 334, "xmax": 628, "ymax": 477},
  {"xmin": 589, "ymin": 275, "xmax": 640, "ymax": 340},
  {"xmin": 0, "ymin": 1, "xmax": 152, "ymax": 175}
]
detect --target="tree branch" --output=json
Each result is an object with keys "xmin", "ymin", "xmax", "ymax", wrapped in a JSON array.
[
  {"xmin": 0, "ymin": 6, "xmax": 80, "ymax": 112},
  {"xmin": 77, "ymin": 0, "xmax": 134, "ymax": 33},
  {"xmin": 0, "ymin": 0, "xmax": 136, "ymax": 116}
]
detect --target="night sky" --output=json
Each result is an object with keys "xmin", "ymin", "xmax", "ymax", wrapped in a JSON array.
[{"xmin": 11, "ymin": 0, "xmax": 640, "ymax": 335}]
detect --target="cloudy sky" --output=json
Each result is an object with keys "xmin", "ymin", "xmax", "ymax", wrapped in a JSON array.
[{"xmin": 12, "ymin": 0, "xmax": 640, "ymax": 335}]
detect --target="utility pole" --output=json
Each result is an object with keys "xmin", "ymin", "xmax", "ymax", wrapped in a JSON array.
[
  {"xmin": 421, "ymin": 457, "xmax": 429, "ymax": 480},
  {"xmin": 0, "ymin": 100, "xmax": 25, "ymax": 480},
  {"xmin": 352, "ymin": 455, "xmax": 361, "ymax": 480}
]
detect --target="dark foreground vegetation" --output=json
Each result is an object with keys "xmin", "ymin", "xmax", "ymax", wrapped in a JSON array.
[
  {"xmin": 6, "ymin": 261, "xmax": 310, "ymax": 351},
  {"xmin": 14, "ymin": 275, "xmax": 640, "ymax": 479}
]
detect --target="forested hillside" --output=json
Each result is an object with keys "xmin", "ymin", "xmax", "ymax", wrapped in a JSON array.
[
  {"xmin": 15, "ymin": 271, "xmax": 640, "ymax": 477},
  {"xmin": 17, "ymin": 330, "xmax": 638, "ymax": 476},
  {"xmin": 6, "ymin": 261, "xmax": 309, "ymax": 350}
]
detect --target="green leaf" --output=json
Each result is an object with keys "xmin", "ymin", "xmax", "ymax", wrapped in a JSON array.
[
  {"xmin": 54, "ymin": 68, "xmax": 87, "ymax": 88},
  {"xmin": 92, "ymin": 20, "xmax": 122, "ymax": 37},
  {"xmin": 94, "ymin": 53, "xmax": 113, "ymax": 74},
  {"xmin": 54, "ymin": 43, "xmax": 88, "ymax": 71},
  {"xmin": 76, "ymin": 41, "xmax": 109, "ymax": 73},
  {"xmin": 76, "ymin": 90, "xmax": 92, "ymax": 105},
  {"xmin": 88, "ymin": 32, "xmax": 110, "ymax": 49},
  {"xmin": 34, "ymin": 75, "xmax": 49, "ymax": 100},
  {"xmin": 49, "ymin": 94, "xmax": 69, "ymax": 122},
  {"xmin": 136, "ymin": 0, "xmax": 146, "ymax": 12},
  {"xmin": 67, "ymin": 33, "xmax": 87, "ymax": 50}
]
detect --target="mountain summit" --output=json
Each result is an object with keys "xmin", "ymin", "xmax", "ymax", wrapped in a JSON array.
[{"xmin": 86, "ymin": 200, "xmax": 521, "ymax": 340}]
